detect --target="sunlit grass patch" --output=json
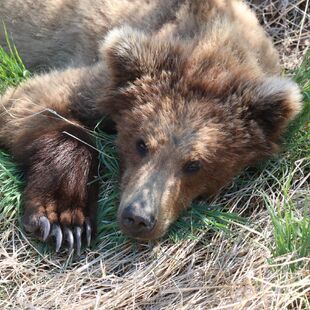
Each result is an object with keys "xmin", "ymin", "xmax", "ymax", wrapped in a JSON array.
[
  {"xmin": 263, "ymin": 52, "xmax": 310, "ymax": 263},
  {"xmin": 263, "ymin": 157, "xmax": 309, "ymax": 262},
  {"xmin": 0, "ymin": 151, "xmax": 23, "ymax": 222},
  {"xmin": 0, "ymin": 25, "xmax": 30, "ymax": 94},
  {"xmin": 0, "ymin": 30, "xmax": 26, "ymax": 225}
]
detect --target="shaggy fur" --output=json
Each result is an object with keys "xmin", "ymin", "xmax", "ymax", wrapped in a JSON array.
[{"xmin": 0, "ymin": 0, "xmax": 303, "ymax": 245}]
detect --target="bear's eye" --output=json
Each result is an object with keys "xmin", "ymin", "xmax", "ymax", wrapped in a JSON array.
[
  {"xmin": 183, "ymin": 160, "xmax": 201, "ymax": 174},
  {"xmin": 136, "ymin": 139, "xmax": 148, "ymax": 156}
]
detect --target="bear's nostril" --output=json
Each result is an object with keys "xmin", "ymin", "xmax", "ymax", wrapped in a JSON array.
[
  {"xmin": 124, "ymin": 214, "xmax": 149, "ymax": 228},
  {"xmin": 123, "ymin": 217, "xmax": 134, "ymax": 226},
  {"xmin": 121, "ymin": 204, "xmax": 156, "ymax": 236}
]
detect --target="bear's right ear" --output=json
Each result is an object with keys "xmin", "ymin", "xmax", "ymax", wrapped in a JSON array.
[
  {"xmin": 100, "ymin": 26, "xmax": 183, "ymax": 87},
  {"xmin": 243, "ymin": 77, "xmax": 303, "ymax": 142}
]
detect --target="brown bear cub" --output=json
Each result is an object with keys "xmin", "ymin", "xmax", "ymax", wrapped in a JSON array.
[{"xmin": 0, "ymin": 0, "xmax": 303, "ymax": 254}]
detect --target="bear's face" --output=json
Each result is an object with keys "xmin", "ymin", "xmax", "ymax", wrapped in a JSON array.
[
  {"xmin": 100, "ymin": 27, "xmax": 302, "ymax": 240},
  {"xmin": 115, "ymin": 78, "xmax": 247, "ymax": 239}
]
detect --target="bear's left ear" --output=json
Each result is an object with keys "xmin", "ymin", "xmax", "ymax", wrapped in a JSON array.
[
  {"xmin": 244, "ymin": 77, "xmax": 303, "ymax": 140},
  {"xmin": 99, "ymin": 26, "xmax": 184, "ymax": 87}
]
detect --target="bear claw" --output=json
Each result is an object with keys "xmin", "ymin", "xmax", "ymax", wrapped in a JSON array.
[
  {"xmin": 50, "ymin": 223, "xmax": 63, "ymax": 252},
  {"xmin": 25, "ymin": 215, "xmax": 93, "ymax": 255},
  {"xmin": 85, "ymin": 218, "xmax": 92, "ymax": 247},
  {"xmin": 64, "ymin": 226, "xmax": 74, "ymax": 253},
  {"xmin": 39, "ymin": 216, "xmax": 51, "ymax": 241},
  {"xmin": 74, "ymin": 227, "xmax": 82, "ymax": 256}
]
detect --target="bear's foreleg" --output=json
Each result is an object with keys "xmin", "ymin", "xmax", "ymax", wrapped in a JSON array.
[{"xmin": 0, "ymin": 64, "xmax": 110, "ymax": 254}]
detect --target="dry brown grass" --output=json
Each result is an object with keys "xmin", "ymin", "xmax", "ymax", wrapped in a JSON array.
[
  {"xmin": 249, "ymin": 0, "xmax": 309, "ymax": 69},
  {"xmin": 1, "ymin": 156, "xmax": 309, "ymax": 309},
  {"xmin": 0, "ymin": 1, "xmax": 309, "ymax": 309}
]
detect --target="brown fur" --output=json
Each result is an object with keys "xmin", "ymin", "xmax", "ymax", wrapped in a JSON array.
[
  {"xmin": 0, "ymin": 0, "xmax": 303, "ymax": 242},
  {"xmin": 22, "ymin": 126, "xmax": 99, "ymax": 234}
]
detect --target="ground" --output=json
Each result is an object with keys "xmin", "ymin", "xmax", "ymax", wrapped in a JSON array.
[{"xmin": 0, "ymin": 1, "xmax": 309, "ymax": 309}]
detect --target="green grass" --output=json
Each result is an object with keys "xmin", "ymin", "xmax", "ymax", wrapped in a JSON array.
[
  {"xmin": 0, "ymin": 38, "xmax": 309, "ymax": 263},
  {"xmin": 0, "ymin": 26, "xmax": 30, "ymax": 94},
  {"xmin": 266, "ymin": 51, "xmax": 309, "ymax": 262},
  {"xmin": 0, "ymin": 151, "xmax": 23, "ymax": 222}
]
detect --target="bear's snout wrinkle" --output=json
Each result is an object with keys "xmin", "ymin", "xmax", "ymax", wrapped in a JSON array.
[{"xmin": 120, "ymin": 201, "xmax": 157, "ymax": 238}]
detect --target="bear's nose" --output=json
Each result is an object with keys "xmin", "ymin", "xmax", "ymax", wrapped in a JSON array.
[{"xmin": 121, "ymin": 202, "xmax": 156, "ymax": 237}]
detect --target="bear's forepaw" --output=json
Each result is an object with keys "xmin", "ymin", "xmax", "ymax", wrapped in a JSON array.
[{"xmin": 20, "ymin": 125, "xmax": 99, "ymax": 256}]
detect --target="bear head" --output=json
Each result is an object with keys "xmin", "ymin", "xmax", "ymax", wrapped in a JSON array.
[{"xmin": 98, "ymin": 26, "xmax": 303, "ymax": 240}]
